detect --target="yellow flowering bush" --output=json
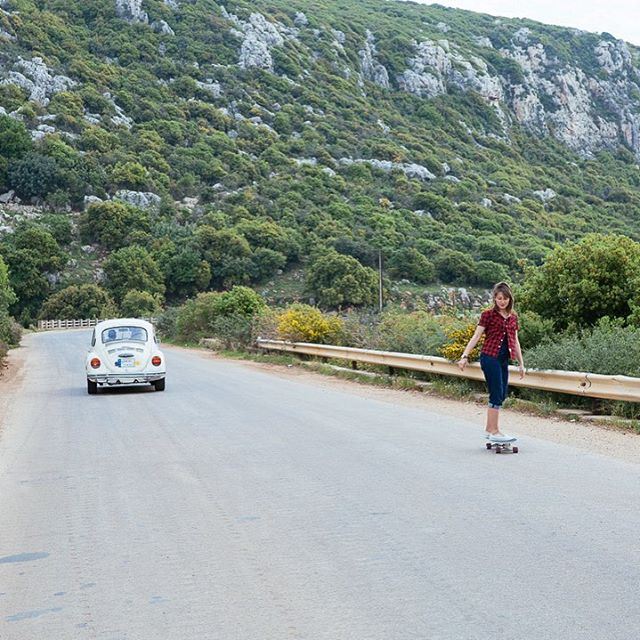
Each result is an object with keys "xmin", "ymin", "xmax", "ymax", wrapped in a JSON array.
[
  {"xmin": 440, "ymin": 321, "xmax": 482, "ymax": 362},
  {"xmin": 277, "ymin": 304, "xmax": 343, "ymax": 344}
]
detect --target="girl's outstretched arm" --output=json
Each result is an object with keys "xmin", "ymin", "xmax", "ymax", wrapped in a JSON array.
[{"xmin": 458, "ymin": 326, "xmax": 485, "ymax": 371}]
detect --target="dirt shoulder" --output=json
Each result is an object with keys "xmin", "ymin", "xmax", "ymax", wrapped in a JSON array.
[
  {"xmin": 0, "ymin": 343, "xmax": 27, "ymax": 440},
  {"xmin": 167, "ymin": 344, "xmax": 640, "ymax": 466}
]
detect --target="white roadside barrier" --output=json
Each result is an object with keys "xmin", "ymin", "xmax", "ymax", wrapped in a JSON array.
[
  {"xmin": 256, "ymin": 339, "xmax": 640, "ymax": 403},
  {"xmin": 38, "ymin": 318, "xmax": 157, "ymax": 331},
  {"xmin": 38, "ymin": 318, "xmax": 101, "ymax": 330}
]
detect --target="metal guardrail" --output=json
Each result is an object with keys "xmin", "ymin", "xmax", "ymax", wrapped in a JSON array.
[{"xmin": 256, "ymin": 339, "xmax": 640, "ymax": 403}]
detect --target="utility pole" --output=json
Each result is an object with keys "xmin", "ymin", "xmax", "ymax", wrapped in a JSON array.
[{"xmin": 378, "ymin": 249, "xmax": 383, "ymax": 312}]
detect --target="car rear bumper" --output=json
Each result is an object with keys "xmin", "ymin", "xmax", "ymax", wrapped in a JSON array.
[{"xmin": 87, "ymin": 372, "xmax": 166, "ymax": 386}]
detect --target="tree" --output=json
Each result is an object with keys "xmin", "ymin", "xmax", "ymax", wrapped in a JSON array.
[
  {"xmin": 195, "ymin": 226, "xmax": 253, "ymax": 288},
  {"xmin": 251, "ymin": 248, "xmax": 286, "ymax": 282},
  {"xmin": 0, "ymin": 253, "xmax": 17, "ymax": 313},
  {"xmin": 305, "ymin": 251, "xmax": 379, "ymax": 309},
  {"xmin": 0, "ymin": 253, "xmax": 19, "ymax": 346},
  {"xmin": 103, "ymin": 246, "xmax": 165, "ymax": 303},
  {"xmin": 0, "ymin": 115, "xmax": 32, "ymax": 161},
  {"xmin": 80, "ymin": 201, "xmax": 151, "ymax": 249},
  {"xmin": 2, "ymin": 227, "xmax": 67, "ymax": 323},
  {"xmin": 433, "ymin": 249, "xmax": 477, "ymax": 284},
  {"xmin": 9, "ymin": 153, "xmax": 60, "ymax": 199},
  {"xmin": 11, "ymin": 226, "xmax": 67, "ymax": 272},
  {"xmin": 476, "ymin": 236, "xmax": 518, "ymax": 267},
  {"xmin": 3, "ymin": 249, "xmax": 51, "ymax": 325},
  {"xmin": 208, "ymin": 286, "xmax": 266, "ymax": 318},
  {"xmin": 110, "ymin": 161, "xmax": 150, "ymax": 190},
  {"xmin": 475, "ymin": 260, "xmax": 509, "ymax": 286},
  {"xmin": 519, "ymin": 234, "xmax": 640, "ymax": 330},
  {"xmin": 234, "ymin": 219, "xmax": 301, "ymax": 260},
  {"xmin": 120, "ymin": 289, "xmax": 163, "ymax": 317},
  {"xmin": 387, "ymin": 248, "xmax": 435, "ymax": 284},
  {"xmin": 164, "ymin": 249, "xmax": 211, "ymax": 299},
  {"xmin": 39, "ymin": 284, "xmax": 116, "ymax": 320}
]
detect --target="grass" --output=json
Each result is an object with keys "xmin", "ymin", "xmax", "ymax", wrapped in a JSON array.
[
  {"xmin": 504, "ymin": 397, "xmax": 557, "ymax": 417},
  {"xmin": 259, "ymin": 268, "xmax": 307, "ymax": 305}
]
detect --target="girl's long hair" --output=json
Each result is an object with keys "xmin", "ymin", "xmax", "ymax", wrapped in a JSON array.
[{"xmin": 492, "ymin": 282, "xmax": 514, "ymax": 314}]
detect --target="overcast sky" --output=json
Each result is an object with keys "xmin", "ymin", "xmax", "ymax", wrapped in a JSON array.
[{"xmin": 410, "ymin": 1, "xmax": 640, "ymax": 46}]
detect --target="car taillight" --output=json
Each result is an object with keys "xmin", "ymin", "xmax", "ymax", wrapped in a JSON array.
[
  {"xmin": 151, "ymin": 356, "xmax": 162, "ymax": 366},
  {"xmin": 90, "ymin": 357, "xmax": 101, "ymax": 369}
]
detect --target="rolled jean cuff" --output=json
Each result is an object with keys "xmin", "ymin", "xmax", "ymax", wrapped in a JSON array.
[{"xmin": 488, "ymin": 402, "xmax": 502, "ymax": 409}]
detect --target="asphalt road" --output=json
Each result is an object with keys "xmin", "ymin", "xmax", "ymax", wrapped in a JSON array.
[{"xmin": 0, "ymin": 329, "xmax": 639, "ymax": 639}]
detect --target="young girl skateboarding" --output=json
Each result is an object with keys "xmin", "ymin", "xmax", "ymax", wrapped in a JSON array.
[{"xmin": 458, "ymin": 282, "xmax": 525, "ymax": 442}]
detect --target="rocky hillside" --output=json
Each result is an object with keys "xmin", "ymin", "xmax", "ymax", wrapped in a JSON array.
[{"xmin": 1, "ymin": 0, "xmax": 640, "ymax": 318}]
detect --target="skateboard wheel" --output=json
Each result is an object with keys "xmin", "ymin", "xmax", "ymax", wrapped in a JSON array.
[
  {"xmin": 495, "ymin": 447, "xmax": 502, "ymax": 454},
  {"xmin": 512, "ymin": 446, "xmax": 519, "ymax": 454},
  {"xmin": 486, "ymin": 443, "xmax": 492, "ymax": 450}
]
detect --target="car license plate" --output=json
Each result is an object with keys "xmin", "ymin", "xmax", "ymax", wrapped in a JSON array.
[{"xmin": 119, "ymin": 357, "xmax": 134, "ymax": 368}]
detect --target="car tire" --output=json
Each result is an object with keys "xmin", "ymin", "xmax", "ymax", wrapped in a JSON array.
[
  {"xmin": 87, "ymin": 379, "xmax": 98, "ymax": 395},
  {"xmin": 153, "ymin": 378, "xmax": 166, "ymax": 391}
]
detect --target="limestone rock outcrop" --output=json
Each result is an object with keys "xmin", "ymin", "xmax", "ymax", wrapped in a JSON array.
[
  {"xmin": 115, "ymin": 0, "xmax": 148, "ymax": 24},
  {"xmin": 503, "ymin": 37, "xmax": 640, "ymax": 156},
  {"xmin": 2, "ymin": 57, "xmax": 76, "ymax": 107},
  {"xmin": 114, "ymin": 190, "xmax": 162, "ymax": 210},
  {"xmin": 359, "ymin": 31, "xmax": 390, "ymax": 89},
  {"xmin": 339, "ymin": 158, "xmax": 436, "ymax": 181},
  {"xmin": 221, "ymin": 8, "xmax": 289, "ymax": 72}
]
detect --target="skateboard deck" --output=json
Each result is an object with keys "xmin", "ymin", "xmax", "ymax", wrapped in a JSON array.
[{"xmin": 486, "ymin": 440, "xmax": 519, "ymax": 454}]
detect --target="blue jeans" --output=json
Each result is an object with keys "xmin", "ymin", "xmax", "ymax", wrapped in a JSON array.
[{"xmin": 480, "ymin": 352, "xmax": 509, "ymax": 409}]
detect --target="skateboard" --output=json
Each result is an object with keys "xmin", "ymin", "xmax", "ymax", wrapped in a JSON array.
[{"xmin": 485, "ymin": 439, "xmax": 519, "ymax": 454}]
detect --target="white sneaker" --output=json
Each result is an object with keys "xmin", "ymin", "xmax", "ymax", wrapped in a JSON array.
[{"xmin": 489, "ymin": 432, "xmax": 517, "ymax": 443}]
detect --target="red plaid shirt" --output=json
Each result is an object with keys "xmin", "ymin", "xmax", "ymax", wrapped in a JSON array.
[{"xmin": 478, "ymin": 308, "xmax": 519, "ymax": 358}]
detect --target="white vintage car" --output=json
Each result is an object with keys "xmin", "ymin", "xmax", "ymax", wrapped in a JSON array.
[{"xmin": 85, "ymin": 319, "xmax": 166, "ymax": 394}]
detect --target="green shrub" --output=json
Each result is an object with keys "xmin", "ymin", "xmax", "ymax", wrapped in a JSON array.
[
  {"xmin": 9, "ymin": 153, "xmax": 60, "ymax": 199},
  {"xmin": 520, "ymin": 234, "xmax": 640, "ymax": 330},
  {"xmin": 175, "ymin": 286, "xmax": 266, "ymax": 342},
  {"xmin": 155, "ymin": 306, "xmax": 180, "ymax": 340},
  {"xmin": 386, "ymin": 248, "xmax": 435, "ymax": 284},
  {"xmin": 433, "ymin": 249, "xmax": 476, "ymax": 284},
  {"xmin": 475, "ymin": 260, "xmax": 509, "ymax": 286},
  {"xmin": 39, "ymin": 284, "xmax": 116, "ymax": 320},
  {"xmin": 110, "ymin": 161, "xmax": 150, "ymax": 190},
  {"xmin": 305, "ymin": 250, "xmax": 379, "ymax": 309},
  {"xmin": 371, "ymin": 309, "xmax": 446, "ymax": 355},
  {"xmin": 120, "ymin": 289, "xmax": 163, "ymax": 318},
  {"xmin": 175, "ymin": 292, "xmax": 219, "ymax": 341},
  {"xmin": 0, "ymin": 115, "xmax": 32, "ymax": 162},
  {"xmin": 340, "ymin": 309, "xmax": 378, "ymax": 348},
  {"xmin": 209, "ymin": 286, "xmax": 267, "ymax": 318},
  {"xmin": 0, "ymin": 314, "xmax": 22, "ymax": 347},
  {"xmin": 525, "ymin": 318, "xmax": 640, "ymax": 376},
  {"xmin": 208, "ymin": 314, "xmax": 255, "ymax": 349},
  {"xmin": 103, "ymin": 246, "xmax": 165, "ymax": 302},
  {"xmin": 518, "ymin": 310, "xmax": 555, "ymax": 351},
  {"xmin": 80, "ymin": 201, "xmax": 151, "ymax": 250}
]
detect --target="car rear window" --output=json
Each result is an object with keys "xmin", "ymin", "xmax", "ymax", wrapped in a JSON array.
[{"xmin": 101, "ymin": 326, "xmax": 148, "ymax": 343}]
